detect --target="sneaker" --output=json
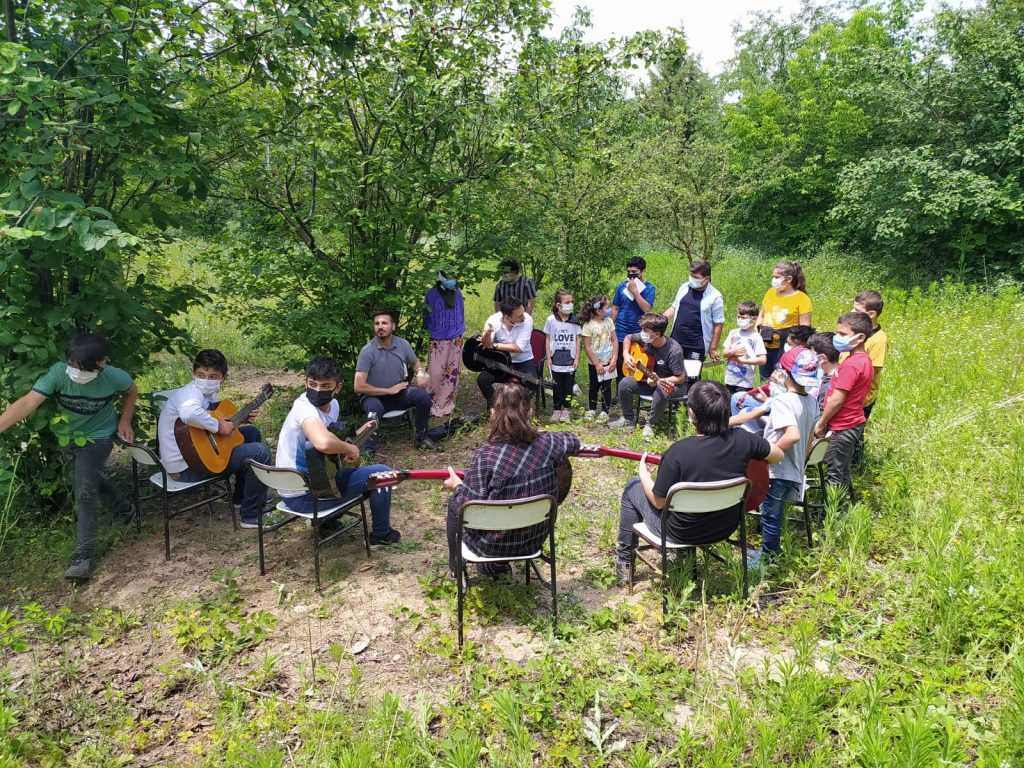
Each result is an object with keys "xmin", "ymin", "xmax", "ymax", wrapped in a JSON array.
[
  {"xmin": 64, "ymin": 556, "xmax": 94, "ymax": 581},
  {"xmin": 642, "ymin": 425, "xmax": 655, "ymax": 440},
  {"xmin": 596, "ymin": 411, "xmax": 609, "ymax": 424},
  {"xmin": 369, "ymin": 528, "xmax": 402, "ymax": 546},
  {"xmin": 584, "ymin": 410, "xmax": 596, "ymax": 421},
  {"xmin": 416, "ymin": 435, "xmax": 439, "ymax": 450},
  {"xmin": 607, "ymin": 417, "xmax": 633, "ymax": 429}
]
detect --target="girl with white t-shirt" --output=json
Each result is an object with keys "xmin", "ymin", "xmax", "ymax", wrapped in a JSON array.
[{"xmin": 543, "ymin": 289, "xmax": 581, "ymax": 423}]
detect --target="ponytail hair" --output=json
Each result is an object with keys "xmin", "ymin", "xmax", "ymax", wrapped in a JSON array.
[
  {"xmin": 774, "ymin": 260, "xmax": 807, "ymax": 293},
  {"xmin": 579, "ymin": 295, "xmax": 607, "ymax": 325}
]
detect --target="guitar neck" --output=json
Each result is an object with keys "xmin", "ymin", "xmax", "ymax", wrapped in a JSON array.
[
  {"xmin": 577, "ymin": 445, "xmax": 663, "ymax": 465},
  {"xmin": 366, "ymin": 468, "xmax": 465, "ymax": 490},
  {"xmin": 230, "ymin": 391, "xmax": 270, "ymax": 425}
]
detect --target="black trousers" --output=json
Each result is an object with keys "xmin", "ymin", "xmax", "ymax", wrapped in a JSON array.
[
  {"xmin": 552, "ymin": 371, "xmax": 575, "ymax": 409},
  {"xmin": 587, "ymin": 364, "xmax": 613, "ymax": 412},
  {"xmin": 477, "ymin": 362, "xmax": 538, "ymax": 404}
]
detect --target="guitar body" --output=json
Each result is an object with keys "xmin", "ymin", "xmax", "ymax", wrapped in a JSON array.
[
  {"xmin": 305, "ymin": 419, "xmax": 379, "ymax": 498},
  {"xmin": 174, "ymin": 400, "xmax": 243, "ymax": 475},
  {"xmin": 623, "ymin": 341, "xmax": 655, "ymax": 383},
  {"xmin": 462, "ymin": 334, "xmax": 552, "ymax": 390}
]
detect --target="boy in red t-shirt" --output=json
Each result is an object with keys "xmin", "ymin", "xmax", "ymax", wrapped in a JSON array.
[{"xmin": 814, "ymin": 312, "xmax": 874, "ymax": 499}]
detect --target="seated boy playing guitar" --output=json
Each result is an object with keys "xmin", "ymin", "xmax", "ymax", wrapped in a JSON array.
[
  {"xmin": 157, "ymin": 349, "xmax": 271, "ymax": 528},
  {"xmin": 275, "ymin": 356, "xmax": 401, "ymax": 545},
  {"xmin": 609, "ymin": 313, "xmax": 688, "ymax": 435}
]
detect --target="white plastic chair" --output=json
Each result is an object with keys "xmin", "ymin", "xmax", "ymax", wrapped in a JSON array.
[
  {"xmin": 631, "ymin": 477, "xmax": 751, "ymax": 617},
  {"xmin": 125, "ymin": 442, "xmax": 232, "ymax": 560},
  {"xmin": 455, "ymin": 494, "xmax": 558, "ymax": 647},
  {"xmin": 247, "ymin": 460, "xmax": 370, "ymax": 590}
]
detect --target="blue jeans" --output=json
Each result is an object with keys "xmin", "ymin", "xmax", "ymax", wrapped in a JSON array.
[
  {"xmin": 282, "ymin": 463, "xmax": 393, "ymax": 538},
  {"xmin": 177, "ymin": 425, "xmax": 270, "ymax": 521},
  {"xmin": 760, "ymin": 478, "xmax": 801, "ymax": 554},
  {"xmin": 362, "ymin": 387, "xmax": 432, "ymax": 439}
]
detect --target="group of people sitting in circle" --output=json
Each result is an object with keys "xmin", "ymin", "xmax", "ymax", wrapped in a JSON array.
[{"xmin": 0, "ymin": 254, "xmax": 887, "ymax": 586}]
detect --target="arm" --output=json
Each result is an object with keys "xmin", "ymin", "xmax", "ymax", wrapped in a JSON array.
[
  {"xmin": 633, "ymin": 284, "xmax": 653, "ymax": 312},
  {"xmin": 708, "ymin": 323, "xmax": 724, "ymax": 362},
  {"xmin": 815, "ymin": 388, "xmax": 848, "ymax": 437},
  {"xmin": 764, "ymin": 443, "xmax": 785, "ymax": 463},
  {"xmin": 301, "ymin": 417, "xmax": 359, "ymax": 461},
  {"xmin": 545, "ymin": 333, "xmax": 554, "ymax": 370},
  {"xmin": 729, "ymin": 405, "xmax": 770, "ymax": 426},
  {"xmin": 353, "ymin": 370, "xmax": 403, "ymax": 398},
  {"xmin": 179, "ymin": 396, "xmax": 220, "ymax": 433},
  {"xmin": 0, "ymin": 391, "xmax": 46, "ymax": 433},
  {"xmin": 774, "ymin": 424, "xmax": 801, "ymax": 453},
  {"xmin": 526, "ymin": 298, "xmax": 535, "ymax": 315},
  {"xmin": 608, "ymin": 334, "xmax": 619, "ymax": 373},
  {"xmin": 798, "ymin": 312, "xmax": 812, "ymax": 326},
  {"xmin": 638, "ymin": 457, "xmax": 665, "ymax": 510},
  {"xmin": 582, "ymin": 335, "xmax": 600, "ymax": 367},
  {"xmin": 573, "ymin": 333, "xmax": 580, "ymax": 370}
]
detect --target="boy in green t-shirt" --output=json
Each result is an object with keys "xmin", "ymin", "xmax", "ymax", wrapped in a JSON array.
[{"xmin": 0, "ymin": 332, "xmax": 137, "ymax": 581}]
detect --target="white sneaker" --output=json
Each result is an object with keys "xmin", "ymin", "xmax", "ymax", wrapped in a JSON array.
[
  {"xmin": 584, "ymin": 410, "xmax": 596, "ymax": 421},
  {"xmin": 642, "ymin": 425, "xmax": 655, "ymax": 440},
  {"xmin": 608, "ymin": 417, "xmax": 632, "ymax": 429},
  {"xmin": 596, "ymin": 411, "xmax": 609, "ymax": 424}
]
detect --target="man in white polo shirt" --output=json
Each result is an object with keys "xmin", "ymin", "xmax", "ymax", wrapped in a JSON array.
[{"xmin": 476, "ymin": 296, "xmax": 535, "ymax": 404}]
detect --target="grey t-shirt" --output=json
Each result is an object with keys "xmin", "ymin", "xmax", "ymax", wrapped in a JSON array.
[
  {"xmin": 763, "ymin": 391, "xmax": 819, "ymax": 483},
  {"xmin": 355, "ymin": 336, "xmax": 418, "ymax": 389},
  {"xmin": 632, "ymin": 336, "xmax": 685, "ymax": 379}
]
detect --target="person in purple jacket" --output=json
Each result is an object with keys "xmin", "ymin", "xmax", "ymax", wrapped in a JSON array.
[{"xmin": 424, "ymin": 270, "xmax": 466, "ymax": 418}]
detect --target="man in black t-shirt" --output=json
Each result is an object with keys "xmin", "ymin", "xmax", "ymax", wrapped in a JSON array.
[
  {"xmin": 610, "ymin": 313, "xmax": 687, "ymax": 436},
  {"xmin": 614, "ymin": 380, "xmax": 783, "ymax": 582},
  {"xmin": 492, "ymin": 257, "xmax": 536, "ymax": 316}
]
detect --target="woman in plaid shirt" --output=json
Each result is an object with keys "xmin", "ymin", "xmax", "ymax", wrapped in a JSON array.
[{"xmin": 444, "ymin": 384, "xmax": 580, "ymax": 577}]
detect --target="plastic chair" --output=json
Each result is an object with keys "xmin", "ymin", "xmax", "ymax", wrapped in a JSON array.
[
  {"xmin": 379, "ymin": 408, "xmax": 416, "ymax": 442},
  {"xmin": 247, "ymin": 460, "xmax": 370, "ymax": 590},
  {"xmin": 529, "ymin": 328, "xmax": 548, "ymax": 411},
  {"xmin": 454, "ymin": 494, "xmax": 558, "ymax": 647},
  {"xmin": 789, "ymin": 434, "xmax": 831, "ymax": 532},
  {"xmin": 125, "ymin": 442, "xmax": 233, "ymax": 560},
  {"xmin": 630, "ymin": 477, "xmax": 751, "ymax": 618}
]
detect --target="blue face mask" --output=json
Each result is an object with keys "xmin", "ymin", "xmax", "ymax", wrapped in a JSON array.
[
  {"xmin": 442, "ymin": 278, "xmax": 457, "ymax": 290},
  {"xmin": 832, "ymin": 334, "xmax": 857, "ymax": 352}
]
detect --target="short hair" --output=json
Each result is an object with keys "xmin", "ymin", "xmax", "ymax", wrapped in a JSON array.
[
  {"xmin": 855, "ymin": 290, "xmax": 884, "ymax": 317},
  {"xmin": 737, "ymin": 300, "xmax": 759, "ymax": 317},
  {"xmin": 193, "ymin": 349, "xmax": 228, "ymax": 376},
  {"xmin": 499, "ymin": 296, "xmax": 524, "ymax": 316},
  {"xmin": 689, "ymin": 259, "xmax": 711, "ymax": 278},
  {"xmin": 687, "ymin": 380, "xmax": 730, "ymax": 436},
  {"xmin": 66, "ymin": 331, "xmax": 108, "ymax": 371},
  {"xmin": 786, "ymin": 325, "xmax": 815, "ymax": 345},
  {"xmin": 838, "ymin": 311, "xmax": 873, "ymax": 339},
  {"xmin": 306, "ymin": 356, "xmax": 340, "ymax": 382},
  {"xmin": 808, "ymin": 332, "xmax": 839, "ymax": 363},
  {"xmin": 639, "ymin": 312, "xmax": 669, "ymax": 335},
  {"xmin": 498, "ymin": 257, "xmax": 521, "ymax": 273},
  {"xmin": 372, "ymin": 309, "xmax": 397, "ymax": 325},
  {"xmin": 627, "ymin": 256, "xmax": 646, "ymax": 271}
]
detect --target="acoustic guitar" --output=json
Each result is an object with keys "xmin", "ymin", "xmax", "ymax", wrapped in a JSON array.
[
  {"xmin": 174, "ymin": 383, "xmax": 275, "ymax": 474},
  {"xmin": 306, "ymin": 417, "xmax": 380, "ymax": 498},
  {"xmin": 623, "ymin": 341, "xmax": 723, "ymax": 388},
  {"xmin": 462, "ymin": 335, "xmax": 554, "ymax": 391}
]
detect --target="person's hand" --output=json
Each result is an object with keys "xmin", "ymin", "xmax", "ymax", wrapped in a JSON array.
[
  {"xmin": 217, "ymin": 419, "xmax": 237, "ymax": 436},
  {"xmin": 389, "ymin": 381, "xmax": 409, "ymax": 396},
  {"xmin": 638, "ymin": 452, "xmax": 652, "ymax": 481},
  {"xmin": 117, "ymin": 418, "xmax": 134, "ymax": 444},
  {"xmin": 627, "ymin": 278, "xmax": 641, "ymax": 296},
  {"xmin": 246, "ymin": 407, "xmax": 261, "ymax": 423},
  {"xmin": 342, "ymin": 443, "xmax": 361, "ymax": 463},
  {"xmin": 813, "ymin": 420, "xmax": 827, "ymax": 439},
  {"xmin": 481, "ymin": 333, "xmax": 494, "ymax": 349},
  {"xmin": 657, "ymin": 378, "xmax": 676, "ymax": 396},
  {"xmin": 414, "ymin": 370, "xmax": 430, "ymax": 388},
  {"xmin": 709, "ymin": 349, "xmax": 721, "ymax": 363},
  {"xmin": 443, "ymin": 466, "xmax": 462, "ymax": 491},
  {"xmin": 752, "ymin": 390, "xmax": 767, "ymax": 402}
]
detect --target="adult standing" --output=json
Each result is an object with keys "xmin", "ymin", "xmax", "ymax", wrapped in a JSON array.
[
  {"xmin": 354, "ymin": 310, "xmax": 437, "ymax": 450},
  {"xmin": 756, "ymin": 260, "xmax": 813, "ymax": 380},
  {"xmin": 662, "ymin": 259, "xmax": 725, "ymax": 369},
  {"xmin": 424, "ymin": 271, "xmax": 465, "ymax": 418},
  {"xmin": 492, "ymin": 257, "xmax": 536, "ymax": 316},
  {"xmin": 611, "ymin": 256, "xmax": 656, "ymax": 377}
]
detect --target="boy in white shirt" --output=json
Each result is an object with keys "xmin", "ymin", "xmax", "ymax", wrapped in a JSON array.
[
  {"xmin": 275, "ymin": 356, "xmax": 400, "ymax": 544},
  {"xmin": 722, "ymin": 300, "xmax": 767, "ymax": 394},
  {"xmin": 157, "ymin": 349, "xmax": 270, "ymax": 528},
  {"xmin": 476, "ymin": 296, "xmax": 536, "ymax": 405}
]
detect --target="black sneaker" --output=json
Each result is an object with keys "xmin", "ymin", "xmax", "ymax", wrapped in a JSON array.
[
  {"xmin": 415, "ymin": 435, "xmax": 439, "ymax": 450},
  {"xmin": 64, "ymin": 556, "xmax": 94, "ymax": 581},
  {"xmin": 369, "ymin": 528, "xmax": 402, "ymax": 545}
]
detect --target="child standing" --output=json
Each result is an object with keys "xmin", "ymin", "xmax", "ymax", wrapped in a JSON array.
[
  {"xmin": 814, "ymin": 312, "xmax": 874, "ymax": 500},
  {"xmin": 852, "ymin": 290, "xmax": 887, "ymax": 420},
  {"xmin": 544, "ymin": 289, "xmax": 581, "ymax": 423},
  {"xmin": 579, "ymin": 295, "xmax": 618, "ymax": 423},
  {"xmin": 722, "ymin": 300, "xmax": 767, "ymax": 395}
]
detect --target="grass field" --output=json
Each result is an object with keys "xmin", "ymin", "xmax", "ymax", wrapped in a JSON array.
[{"xmin": 1, "ymin": 247, "xmax": 1022, "ymax": 767}]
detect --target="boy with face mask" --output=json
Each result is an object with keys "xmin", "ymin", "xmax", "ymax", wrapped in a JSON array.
[
  {"xmin": 814, "ymin": 312, "xmax": 875, "ymax": 500},
  {"xmin": 275, "ymin": 356, "xmax": 400, "ymax": 545},
  {"xmin": 157, "ymin": 349, "xmax": 270, "ymax": 529},
  {"xmin": 0, "ymin": 331, "xmax": 138, "ymax": 580}
]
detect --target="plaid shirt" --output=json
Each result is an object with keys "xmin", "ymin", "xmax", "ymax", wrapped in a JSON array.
[{"xmin": 450, "ymin": 431, "xmax": 581, "ymax": 559}]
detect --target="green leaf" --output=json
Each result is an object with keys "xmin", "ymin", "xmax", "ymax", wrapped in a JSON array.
[{"xmin": 0, "ymin": 226, "xmax": 43, "ymax": 240}]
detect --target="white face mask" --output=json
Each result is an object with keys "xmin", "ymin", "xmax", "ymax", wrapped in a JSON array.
[
  {"xmin": 193, "ymin": 377, "xmax": 222, "ymax": 397},
  {"xmin": 639, "ymin": 331, "xmax": 652, "ymax": 344},
  {"xmin": 66, "ymin": 365, "xmax": 99, "ymax": 385},
  {"xmin": 783, "ymin": 342, "xmax": 793, "ymax": 353},
  {"xmin": 737, "ymin": 317, "xmax": 753, "ymax": 329},
  {"xmin": 771, "ymin": 276, "xmax": 785, "ymax": 290},
  {"xmin": 560, "ymin": 303, "xmax": 574, "ymax": 314},
  {"xmin": 689, "ymin": 277, "xmax": 706, "ymax": 290}
]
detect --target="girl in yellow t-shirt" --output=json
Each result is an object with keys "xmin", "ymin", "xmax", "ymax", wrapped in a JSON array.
[{"xmin": 756, "ymin": 260, "xmax": 813, "ymax": 379}]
